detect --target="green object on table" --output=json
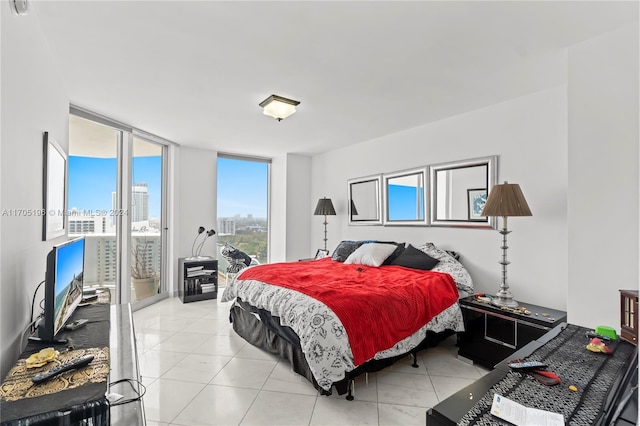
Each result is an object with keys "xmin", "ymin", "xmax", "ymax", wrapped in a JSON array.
[{"xmin": 595, "ymin": 325, "xmax": 618, "ymax": 340}]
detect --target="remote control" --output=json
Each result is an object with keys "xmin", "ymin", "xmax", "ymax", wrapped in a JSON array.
[
  {"xmin": 508, "ymin": 361, "xmax": 548, "ymax": 370},
  {"xmin": 32, "ymin": 354, "xmax": 94, "ymax": 384},
  {"xmin": 64, "ymin": 319, "xmax": 88, "ymax": 331}
]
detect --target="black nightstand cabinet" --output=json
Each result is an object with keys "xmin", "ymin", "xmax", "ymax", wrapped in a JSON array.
[
  {"xmin": 178, "ymin": 258, "xmax": 218, "ymax": 303},
  {"xmin": 457, "ymin": 296, "xmax": 567, "ymax": 368}
]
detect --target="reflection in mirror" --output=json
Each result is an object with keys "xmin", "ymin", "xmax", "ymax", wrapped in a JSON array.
[
  {"xmin": 348, "ymin": 175, "xmax": 382, "ymax": 225},
  {"xmin": 383, "ymin": 167, "xmax": 428, "ymax": 226},
  {"xmin": 429, "ymin": 155, "xmax": 498, "ymax": 228}
]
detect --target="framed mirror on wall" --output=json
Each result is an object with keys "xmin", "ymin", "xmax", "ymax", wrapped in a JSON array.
[
  {"xmin": 43, "ymin": 131, "xmax": 67, "ymax": 240},
  {"xmin": 383, "ymin": 167, "xmax": 428, "ymax": 226},
  {"xmin": 348, "ymin": 175, "xmax": 382, "ymax": 225},
  {"xmin": 429, "ymin": 155, "xmax": 498, "ymax": 228}
]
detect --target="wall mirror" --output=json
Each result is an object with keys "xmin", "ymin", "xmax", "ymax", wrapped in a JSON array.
[
  {"xmin": 43, "ymin": 131, "xmax": 67, "ymax": 240},
  {"xmin": 429, "ymin": 155, "xmax": 498, "ymax": 228},
  {"xmin": 383, "ymin": 167, "xmax": 428, "ymax": 226},
  {"xmin": 348, "ymin": 175, "xmax": 382, "ymax": 225}
]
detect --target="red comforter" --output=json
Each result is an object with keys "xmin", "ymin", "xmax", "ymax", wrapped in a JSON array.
[{"xmin": 238, "ymin": 257, "xmax": 459, "ymax": 365}]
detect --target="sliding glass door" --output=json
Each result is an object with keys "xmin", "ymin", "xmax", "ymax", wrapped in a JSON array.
[
  {"xmin": 130, "ymin": 136, "xmax": 165, "ymax": 303},
  {"xmin": 68, "ymin": 110, "xmax": 169, "ymax": 306}
]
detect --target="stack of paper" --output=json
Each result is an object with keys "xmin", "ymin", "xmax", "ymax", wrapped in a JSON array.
[{"xmin": 490, "ymin": 394, "xmax": 565, "ymax": 426}]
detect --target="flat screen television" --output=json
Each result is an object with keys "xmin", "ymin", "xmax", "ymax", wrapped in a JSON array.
[{"xmin": 34, "ymin": 237, "xmax": 85, "ymax": 343}]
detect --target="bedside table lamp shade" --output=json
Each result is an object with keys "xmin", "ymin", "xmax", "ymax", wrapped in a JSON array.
[
  {"xmin": 481, "ymin": 182, "xmax": 532, "ymax": 307},
  {"xmin": 314, "ymin": 198, "xmax": 336, "ymax": 251}
]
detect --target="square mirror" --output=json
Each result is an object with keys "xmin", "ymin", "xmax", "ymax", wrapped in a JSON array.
[
  {"xmin": 348, "ymin": 175, "xmax": 382, "ymax": 225},
  {"xmin": 429, "ymin": 155, "xmax": 498, "ymax": 228},
  {"xmin": 383, "ymin": 167, "xmax": 428, "ymax": 226}
]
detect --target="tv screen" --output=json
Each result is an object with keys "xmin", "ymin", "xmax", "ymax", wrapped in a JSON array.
[{"xmin": 36, "ymin": 237, "xmax": 85, "ymax": 343}]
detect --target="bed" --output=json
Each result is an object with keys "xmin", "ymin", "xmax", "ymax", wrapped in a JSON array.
[{"xmin": 221, "ymin": 241, "xmax": 474, "ymax": 399}]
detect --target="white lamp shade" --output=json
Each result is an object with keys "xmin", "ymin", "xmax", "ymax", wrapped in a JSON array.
[
  {"xmin": 263, "ymin": 101, "xmax": 296, "ymax": 120},
  {"xmin": 259, "ymin": 95, "xmax": 300, "ymax": 121}
]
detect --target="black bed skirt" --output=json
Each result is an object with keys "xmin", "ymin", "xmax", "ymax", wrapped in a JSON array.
[{"xmin": 229, "ymin": 298, "xmax": 454, "ymax": 397}]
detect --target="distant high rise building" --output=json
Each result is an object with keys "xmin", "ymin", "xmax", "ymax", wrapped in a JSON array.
[
  {"xmin": 217, "ymin": 218, "xmax": 236, "ymax": 235},
  {"xmin": 83, "ymin": 235, "xmax": 117, "ymax": 285},
  {"xmin": 68, "ymin": 208, "xmax": 111, "ymax": 234},
  {"xmin": 132, "ymin": 183, "xmax": 149, "ymax": 222},
  {"xmin": 111, "ymin": 183, "xmax": 149, "ymax": 224}
]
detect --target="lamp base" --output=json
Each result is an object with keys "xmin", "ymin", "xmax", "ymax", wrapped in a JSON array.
[{"xmin": 491, "ymin": 291, "xmax": 518, "ymax": 308}]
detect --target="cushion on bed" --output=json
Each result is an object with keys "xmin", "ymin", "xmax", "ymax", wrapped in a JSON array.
[
  {"xmin": 389, "ymin": 244, "xmax": 440, "ymax": 270},
  {"xmin": 417, "ymin": 242, "xmax": 474, "ymax": 294},
  {"xmin": 344, "ymin": 242, "xmax": 399, "ymax": 267},
  {"xmin": 445, "ymin": 250, "xmax": 460, "ymax": 261},
  {"xmin": 380, "ymin": 242, "xmax": 406, "ymax": 265},
  {"xmin": 358, "ymin": 240, "xmax": 406, "ymax": 265},
  {"xmin": 332, "ymin": 240, "xmax": 364, "ymax": 262}
]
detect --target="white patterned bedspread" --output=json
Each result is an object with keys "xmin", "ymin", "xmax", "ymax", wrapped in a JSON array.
[{"xmin": 221, "ymin": 276, "xmax": 465, "ymax": 391}]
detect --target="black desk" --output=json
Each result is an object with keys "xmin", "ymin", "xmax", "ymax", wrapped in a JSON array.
[
  {"xmin": 427, "ymin": 323, "xmax": 638, "ymax": 425},
  {"xmin": 0, "ymin": 304, "xmax": 111, "ymax": 425},
  {"xmin": 0, "ymin": 303, "xmax": 144, "ymax": 425}
]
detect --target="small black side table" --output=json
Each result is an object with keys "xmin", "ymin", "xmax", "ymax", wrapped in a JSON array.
[{"xmin": 457, "ymin": 296, "xmax": 567, "ymax": 368}]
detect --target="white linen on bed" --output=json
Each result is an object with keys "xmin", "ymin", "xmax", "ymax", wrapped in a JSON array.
[{"xmin": 221, "ymin": 277, "xmax": 465, "ymax": 391}]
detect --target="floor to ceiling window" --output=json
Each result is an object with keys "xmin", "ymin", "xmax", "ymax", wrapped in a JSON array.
[
  {"xmin": 68, "ymin": 109, "xmax": 170, "ymax": 306},
  {"xmin": 216, "ymin": 155, "xmax": 269, "ymax": 284},
  {"xmin": 130, "ymin": 136, "xmax": 165, "ymax": 304}
]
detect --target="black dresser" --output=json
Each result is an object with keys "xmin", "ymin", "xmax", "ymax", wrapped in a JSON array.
[{"xmin": 428, "ymin": 323, "xmax": 638, "ymax": 425}]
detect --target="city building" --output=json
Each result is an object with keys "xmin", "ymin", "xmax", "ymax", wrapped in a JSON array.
[{"xmin": 217, "ymin": 218, "xmax": 236, "ymax": 235}]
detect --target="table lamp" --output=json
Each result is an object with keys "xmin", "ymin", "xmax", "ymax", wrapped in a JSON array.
[
  {"xmin": 314, "ymin": 198, "xmax": 336, "ymax": 251},
  {"xmin": 481, "ymin": 182, "xmax": 532, "ymax": 307}
]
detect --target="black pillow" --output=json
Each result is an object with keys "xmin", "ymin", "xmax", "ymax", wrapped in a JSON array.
[
  {"xmin": 332, "ymin": 241, "xmax": 364, "ymax": 262},
  {"xmin": 390, "ymin": 244, "xmax": 440, "ymax": 270},
  {"xmin": 381, "ymin": 242, "xmax": 406, "ymax": 265}
]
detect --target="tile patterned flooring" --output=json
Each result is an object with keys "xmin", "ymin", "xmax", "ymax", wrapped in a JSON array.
[{"xmin": 133, "ymin": 296, "xmax": 489, "ymax": 426}]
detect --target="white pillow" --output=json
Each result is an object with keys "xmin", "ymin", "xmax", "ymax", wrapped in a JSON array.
[{"xmin": 344, "ymin": 243, "xmax": 398, "ymax": 267}]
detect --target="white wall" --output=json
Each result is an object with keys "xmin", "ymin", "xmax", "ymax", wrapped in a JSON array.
[
  {"xmin": 270, "ymin": 155, "xmax": 287, "ymax": 262},
  {"xmin": 285, "ymin": 154, "xmax": 312, "ymax": 261},
  {"xmin": 175, "ymin": 146, "xmax": 218, "ymax": 293},
  {"xmin": 270, "ymin": 154, "xmax": 311, "ymax": 262},
  {"xmin": 309, "ymin": 24, "xmax": 639, "ymax": 329},
  {"xmin": 567, "ymin": 24, "xmax": 639, "ymax": 329},
  {"xmin": 1, "ymin": 7, "xmax": 69, "ymax": 377},
  {"xmin": 311, "ymin": 86, "xmax": 569, "ymax": 311}
]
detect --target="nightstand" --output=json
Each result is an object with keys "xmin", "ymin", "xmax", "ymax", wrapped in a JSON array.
[{"xmin": 457, "ymin": 296, "xmax": 567, "ymax": 368}]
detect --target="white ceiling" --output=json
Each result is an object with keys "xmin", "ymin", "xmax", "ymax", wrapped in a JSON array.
[{"xmin": 34, "ymin": 1, "xmax": 637, "ymax": 157}]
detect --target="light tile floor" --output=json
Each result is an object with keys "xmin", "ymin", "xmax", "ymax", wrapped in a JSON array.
[{"xmin": 133, "ymin": 296, "xmax": 489, "ymax": 426}]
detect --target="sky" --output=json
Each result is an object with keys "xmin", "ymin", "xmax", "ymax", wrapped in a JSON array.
[
  {"xmin": 69, "ymin": 156, "xmax": 267, "ymax": 220},
  {"xmin": 68, "ymin": 155, "xmax": 417, "ymax": 223},
  {"xmin": 68, "ymin": 156, "xmax": 162, "ymax": 217},
  {"xmin": 217, "ymin": 157, "xmax": 268, "ymax": 218},
  {"xmin": 387, "ymin": 185, "xmax": 424, "ymax": 220}
]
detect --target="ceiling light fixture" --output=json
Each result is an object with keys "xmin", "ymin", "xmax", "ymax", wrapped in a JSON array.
[{"xmin": 259, "ymin": 94, "xmax": 300, "ymax": 121}]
